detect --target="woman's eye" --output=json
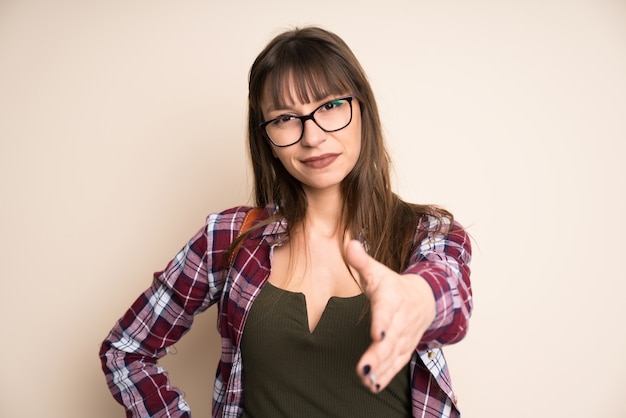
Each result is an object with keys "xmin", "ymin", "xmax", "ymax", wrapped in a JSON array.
[
  {"xmin": 322, "ymin": 100, "xmax": 344, "ymax": 111},
  {"xmin": 272, "ymin": 115, "xmax": 295, "ymax": 125}
]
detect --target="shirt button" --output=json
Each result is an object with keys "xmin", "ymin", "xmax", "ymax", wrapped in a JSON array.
[{"xmin": 428, "ymin": 350, "xmax": 435, "ymax": 359}]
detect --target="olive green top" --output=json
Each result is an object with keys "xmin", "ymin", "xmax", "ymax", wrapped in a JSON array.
[{"xmin": 240, "ymin": 282, "xmax": 411, "ymax": 418}]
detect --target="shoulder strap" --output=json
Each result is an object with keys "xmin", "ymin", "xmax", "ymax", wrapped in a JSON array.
[{"xmin": 228, "ymin": 207, "xmax": 264, "ymax": 268}]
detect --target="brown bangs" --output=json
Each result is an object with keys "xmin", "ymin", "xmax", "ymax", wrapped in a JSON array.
[{"xmin": 263, "ymin": 41, "xmax": 356, "ymax": 109}]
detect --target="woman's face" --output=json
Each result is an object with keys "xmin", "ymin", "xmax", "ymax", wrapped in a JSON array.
[{"xmin": 261, "ymin": 87, "xmax": 362, "ymax": 196}]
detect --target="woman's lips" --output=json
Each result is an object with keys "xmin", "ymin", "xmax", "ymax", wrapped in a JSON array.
[{"xmin": 301, "ymin": 153, "xmax": 339, "ymax": 169}]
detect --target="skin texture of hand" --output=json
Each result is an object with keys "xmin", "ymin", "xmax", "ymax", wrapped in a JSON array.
[{"xmin": 345, "ymin": 239, "xmax": 437, "ymax": 393}]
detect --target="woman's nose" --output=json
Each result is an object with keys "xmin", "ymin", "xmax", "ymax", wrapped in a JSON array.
[{"xmin": 299, "ymin": 118, "xmax": 327, "ymax": 147}]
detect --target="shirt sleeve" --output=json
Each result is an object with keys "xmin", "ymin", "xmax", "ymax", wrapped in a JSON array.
[
  {"xmin": 403, "ymin": 217, "xmax": 473, "ymax": 350},
  {"xmin": 99, "ymin": 216, "xmax": 227, "ymax": 418}
]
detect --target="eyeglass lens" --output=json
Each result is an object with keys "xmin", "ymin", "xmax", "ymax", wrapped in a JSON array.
[{"xmin": 263, "ymin": 97, "xmax": 353, "ymax": 147}]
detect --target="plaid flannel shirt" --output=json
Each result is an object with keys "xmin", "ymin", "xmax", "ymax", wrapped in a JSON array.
[{"xmin": 100, "ymin": 203, "xmax": 472, "ymax": 417}]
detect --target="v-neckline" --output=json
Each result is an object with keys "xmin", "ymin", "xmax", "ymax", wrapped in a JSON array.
[{"xmin": 264, "ymin": 282, "xmax": 365, "ymax": 334}]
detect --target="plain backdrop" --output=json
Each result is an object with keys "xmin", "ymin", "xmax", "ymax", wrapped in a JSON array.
[{"xmin": 1, "ymin": 1, "xmax": 625, "ymax": 417}]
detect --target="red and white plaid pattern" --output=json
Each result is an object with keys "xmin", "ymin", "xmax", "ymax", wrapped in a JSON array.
[{"xmin": 100, "ymin": 204, "xmax": 472, "ymax": 417}]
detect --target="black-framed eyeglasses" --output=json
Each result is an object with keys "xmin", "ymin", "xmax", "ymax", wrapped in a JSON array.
[{"xmin": 259, "ymin": 95, "xmax": 354, "ymax": 147}]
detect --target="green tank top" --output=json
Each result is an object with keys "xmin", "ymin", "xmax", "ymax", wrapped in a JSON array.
[{"xmin": 240, "ymin": 282, "xmax": 411, "ymax": 418}]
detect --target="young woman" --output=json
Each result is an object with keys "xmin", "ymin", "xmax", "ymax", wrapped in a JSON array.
[{"xmin": 100, "ymin": 26, "xmax": 473, "ymax": 418}]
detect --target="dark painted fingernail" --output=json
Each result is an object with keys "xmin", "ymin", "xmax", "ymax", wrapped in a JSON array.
[
  {"xmin": 376, "ymin": 384, "xmax": 381, "ymax": 392},
  {"xmin": 363, "ymin": 365, "xmax": 371, "ymax": 375}
]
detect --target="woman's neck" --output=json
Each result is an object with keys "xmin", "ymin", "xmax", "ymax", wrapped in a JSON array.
[{"xmin": 303, "ymin": 187, "xmax": 344, "ymax": 239}]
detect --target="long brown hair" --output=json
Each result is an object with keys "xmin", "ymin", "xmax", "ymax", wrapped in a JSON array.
[{"xmin": 245, "ymin": 26, "xmax": 451, "ymax": 272}]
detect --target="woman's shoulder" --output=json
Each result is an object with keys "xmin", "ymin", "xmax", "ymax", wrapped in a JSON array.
[
  {"xmin": 405, "ymin": 203, "xmax": 468, "ymax": 246},
  {"xmin": 413, "ymin": 210, "xmax": 471, "ymax": 260},
  {"xmin": 206, "ymin": 204, "xmax": 276, "ymax": 231}
]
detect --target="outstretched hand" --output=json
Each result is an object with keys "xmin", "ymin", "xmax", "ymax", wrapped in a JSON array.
[{"xmin": 345, "ymin": 240, "xmax": 437, "ymax": 393}]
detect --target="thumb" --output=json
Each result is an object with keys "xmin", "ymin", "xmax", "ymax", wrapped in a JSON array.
[{"xmin": 345, "ymin": 240, "xmax": 377, "ymax": 287}]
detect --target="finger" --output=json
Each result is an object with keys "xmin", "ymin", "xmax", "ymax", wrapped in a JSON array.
[
  {"xmin": 357, "ymin": 339, "xmax": 406, "ymax": 393},
  {"xmin": 358, "ymin": 335, "xmax": 414, "ymax": 393},
  {"xmin": 345, "ymin": 240, "xmax": 382, "ymax": 288},
  {"xmin": 346, "ymin": 240, "xmax": 398, "ymax": 342},
  {"xmin": 368, "ymin": 292, "xmax": 394, "ymax": 343},
  {"xmin": 345, "ymin": 240, "xmax": 371, "ymax": 275},
  {"xmin": 356, "ymin": 340, "xmax": 384, "ymax": 392},
  {"xmin": 374, "ymin": 357, "xmax": 409, "ymax": 392}
]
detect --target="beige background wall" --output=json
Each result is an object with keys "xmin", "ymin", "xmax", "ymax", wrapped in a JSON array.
[{"xmin": 1, "ymin": 1, "xmax": 625, "ymax": 417}]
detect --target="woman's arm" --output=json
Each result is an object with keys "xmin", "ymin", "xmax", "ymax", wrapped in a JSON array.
[
  {"xmin": 404, "ymin": 219, "xmax": 473, "ymax": 350},
  {"xmin": 347, "ymin": 217, "xmax": 472, "ymax": 393},
  {"xmin": 99, "ymin": 222, "xmax": 222, "ymax": 417}
]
